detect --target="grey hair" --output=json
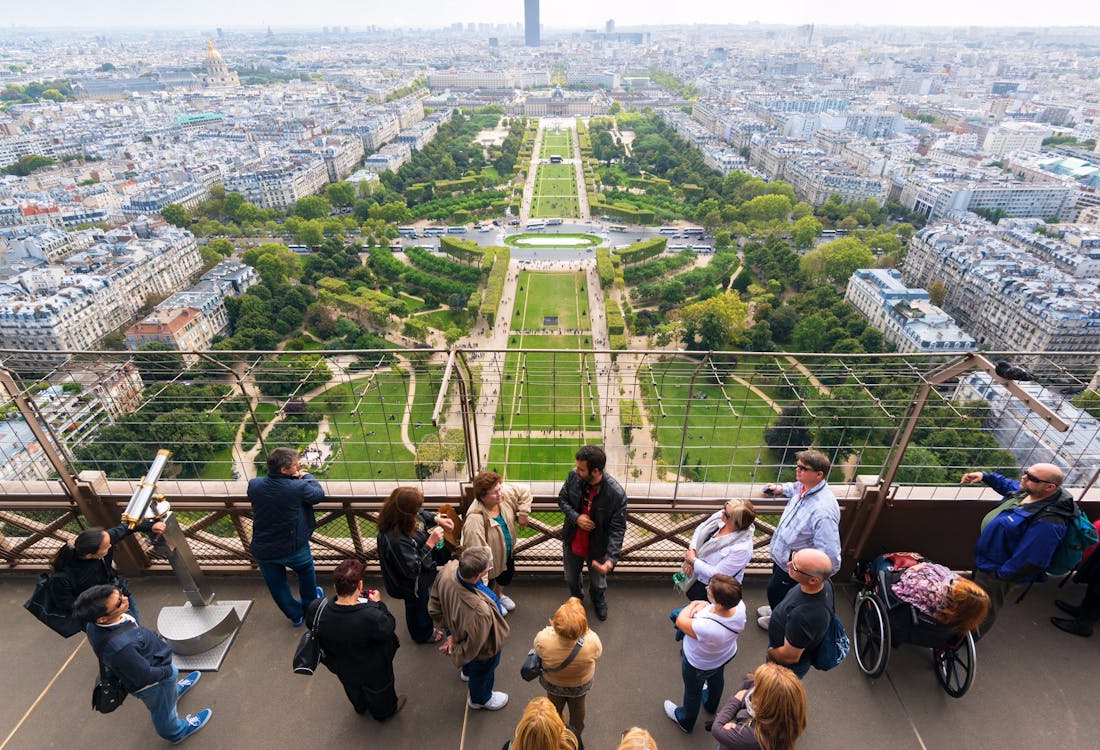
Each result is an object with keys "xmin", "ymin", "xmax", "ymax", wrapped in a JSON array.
[{"xmin": 459, "ymin": 545, "xmax": 492, "ymax": 578}]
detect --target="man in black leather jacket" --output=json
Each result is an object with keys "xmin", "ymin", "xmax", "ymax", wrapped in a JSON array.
[{"xmin": 557, "ymin": 445, "xmax": 627, "ymax": 621}]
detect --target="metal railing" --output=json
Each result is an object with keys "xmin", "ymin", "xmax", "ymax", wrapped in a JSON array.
[{"xmin": 1, "ymin": 347, "xmax": 1098, "ymax": 572}]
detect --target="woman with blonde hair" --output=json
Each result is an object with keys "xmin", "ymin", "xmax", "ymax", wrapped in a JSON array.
[
  {"xmin": 616, "ymin": 727, "xmax": 658, "ymax": 750},
  {"xmin": 678, "ymin": 499, "xmax": 756, "ymax": 600},
  {"xmin": 711, "ymin": 662, "xmax": 807, "ymax": 750},
  {"xmin": 502, "ymin": 696, "xmax": 582, "ymax": 750},
  {"xmin": 533, "ymin": 597, "xmax": 603, "ymax": 734}
]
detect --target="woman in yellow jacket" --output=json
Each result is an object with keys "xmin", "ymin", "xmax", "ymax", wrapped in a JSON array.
[
  {"xmin": 461, "ymin": 469, "xmax": 532, "ymax": 613},
  {"xmin": 533, "ymin": 597, "xmax": 603, "ymax": 735}
]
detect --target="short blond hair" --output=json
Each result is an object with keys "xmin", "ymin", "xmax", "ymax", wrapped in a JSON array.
[
  {"xmin": 616, "ymin": 727, "xmax": 658, "ymax": 750},
  {"xmin": 550, "ymin": 596, "xmax": 588, "ymax": 640}
]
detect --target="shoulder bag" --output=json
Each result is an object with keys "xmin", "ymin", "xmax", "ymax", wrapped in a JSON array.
[
  {"xmin": 91, "ymin": 622, "xmax": 136, "ymax": 713},
  {"xmin": 292, "ymin": 597, "xmax": 330, "ymax": 675},
  {"xmin": 25, "ymin": 570, "xmax": 83, "ymax": 638},
  {"xmin": 521, "ymin": 635, "xmax": 585, "ymax": 682}
]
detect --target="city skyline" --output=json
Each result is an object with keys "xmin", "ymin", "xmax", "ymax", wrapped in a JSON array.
[{"xmin": 5, "ymin": 0, "xmax": 1100, "ymax": 31}]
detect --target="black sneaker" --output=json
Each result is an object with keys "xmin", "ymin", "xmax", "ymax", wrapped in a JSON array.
[
  {"xmin": 595, "ymin": 599, "xmax": 608, "ymax": 621},
  {"xmin": 1055, "ymin": 599, "xmax": 1084, "ymax": 618}
]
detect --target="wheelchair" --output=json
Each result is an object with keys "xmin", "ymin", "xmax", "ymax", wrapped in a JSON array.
[{"xmin": 851, "ymin": 562, "xmax": 977, "ymax": 698}]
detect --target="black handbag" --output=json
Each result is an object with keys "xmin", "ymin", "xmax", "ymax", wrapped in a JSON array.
[
  {"xmin": 292, "ymin": 597, "xmax": 330, "ymax": 675},
  {"xmin": 91, "ymin": 623, "xmax": 134, "ymax": 713},
  {"xmin": 520, "ymin": 636, "xmax": 585, "ymax": 682}
]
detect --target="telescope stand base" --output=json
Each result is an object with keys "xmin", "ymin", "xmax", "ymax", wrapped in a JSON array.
[{"xmin": 162, "ymin": 600, "xmax": 252, "ymax": 671}]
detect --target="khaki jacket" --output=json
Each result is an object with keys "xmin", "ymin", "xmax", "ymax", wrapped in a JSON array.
[
  {"xmin": 533, "ymin": 625, "xmax": 603, "ymax": 687},
  {"xmin": 461, "ymin": 484, "xmax": 533, "ymax": 580},
  {"xmin": 429, "ymin": 560, "xmax": 509, "ymax": 667}
]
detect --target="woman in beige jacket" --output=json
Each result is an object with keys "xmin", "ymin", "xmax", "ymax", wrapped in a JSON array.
[
  {"xmin": 461, "ymin": 469, "xmax": 532, "ymax": 613},
  {"xmin": 533, "ymin": 597, "xmax": 603, "ymax": 735}
]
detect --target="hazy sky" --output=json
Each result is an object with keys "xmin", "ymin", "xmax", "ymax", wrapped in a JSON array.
[{"xmin": 6, "ymin": 1, "xmax": 1100, "ymax": 30}]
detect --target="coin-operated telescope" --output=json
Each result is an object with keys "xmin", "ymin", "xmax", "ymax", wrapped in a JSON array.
[{"xmin": 130, "ymin": 449, "xmax": 251, "ymax": 671}]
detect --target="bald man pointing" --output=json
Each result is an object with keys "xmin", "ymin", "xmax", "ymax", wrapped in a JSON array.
[
  {"xmin": 765, "ymin": 548, "xmax": 835, "ymax": 679},
  {"xmin": 962, "ymin": 463, "xmax": 1077, "ymax": 633}
]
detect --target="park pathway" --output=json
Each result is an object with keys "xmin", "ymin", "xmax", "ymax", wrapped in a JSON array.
[{"xmin": 570, "ymin": 118, "xmax": 590, "ymax": 219}]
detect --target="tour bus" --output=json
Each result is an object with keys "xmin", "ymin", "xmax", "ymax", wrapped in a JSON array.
[
  {"xmin": 446, "ymin": 225, "xmax": 467, "ymax": 234},
  {"xmin": 397, "ymin": 226, "xmax": 418, "ymax": 238},
  {"xmin": 608, "ymin": 224, "xmax": 627, "ymax": 233},
  {"xmin": 525, "ymin": 220, "xmax": 546, "ymax": 230},
  {"xmin": 691, "ymin": 244, "xmax": 715, "ymax": 254},
  {"xmin": 546, "ymin": 218, "xmax": 563, "ymax": 226},
  {"xmin": 423, "ymin": 226, "xmax": 446, "ymax": 236},
  {"xmin": 549, "ymin": 154, "xmax": 563, "ymax": 163},
  {"xmin": 658, "ymin": 226, "xmax": 678, "ymax": 235},
  {"xmin": 683, "ymin": 227, "xmax": 705, "ymax": 236}
]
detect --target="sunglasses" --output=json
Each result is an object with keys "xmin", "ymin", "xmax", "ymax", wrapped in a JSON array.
[
  {"xmin": 795, "ymin": 464, "xmax": 815, "ymax": 472},
  {"xmin": 1022, "ymin": 470, "xmax": 1053, "ymax": 485},
  {"xmin": 787, "ymin": 559, "xmax": 813, "ymax": 577}
]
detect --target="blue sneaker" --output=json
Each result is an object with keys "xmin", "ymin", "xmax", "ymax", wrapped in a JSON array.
[
  {"xmin": 176, "ymin": 671, "xmax": 201, "ymax": 699},
  {"xmin": 291, "ymin": 615, "xmax": 305, "ymax": 627},
  {"xmin": 173, "ymin": 709, "xmax": 212, "ymax": 744},
  {"xmin": 315, "ymin": 586, "xmax": 325, "ymax": 599}
]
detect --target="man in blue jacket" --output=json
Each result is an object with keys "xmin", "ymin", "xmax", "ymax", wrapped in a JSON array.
[
  {"xmin": 962, "ymin": 462, "xmax": 1075, "ymax": 633},
  {"xmin": 248, "ymin": 447, "xmax": 325, "ymax": 626},
  {"xmin": 74, "ymin": 584, "xmax": 211, "ymax": 744}
]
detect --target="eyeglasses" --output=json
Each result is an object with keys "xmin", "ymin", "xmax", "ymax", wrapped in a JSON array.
[
  {"xmin": 721, "ymin": 507, "xmax": 731, "ymax": 520},
  {"xmin": 795, "ymin": 464, "xmax": 815, "ymax": 472},
  {"xmin": 1022, "ymin": 470, "xmax": 1054, "ymax": 485},
  {"xmin": 787, "ymin": 559, "xmax": 812, "ymax": 577}
]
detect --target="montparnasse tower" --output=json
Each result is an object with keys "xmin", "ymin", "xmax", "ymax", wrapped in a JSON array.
[{"xmin": 203, "ymin": 40, "xmax": 240, "ymax": 88}]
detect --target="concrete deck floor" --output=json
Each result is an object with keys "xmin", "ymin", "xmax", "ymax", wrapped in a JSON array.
[{"xmin": 1, "ymin": 571, "xmax": 1095, "ymax": 750}]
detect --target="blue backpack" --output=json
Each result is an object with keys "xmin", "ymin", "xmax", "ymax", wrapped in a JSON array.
[{"xmin": 1046, "ymin": 506, "xmax": 1099, "ymax": 576}]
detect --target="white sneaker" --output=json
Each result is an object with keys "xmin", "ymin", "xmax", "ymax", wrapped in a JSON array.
[
  {"xmin": 757, "ymin": 615, "xmax": 771, "ymax": 630},
  {"xmin": 499, "ymin": 594, "xmax": 516, "ymax": 612},
  {"xmin": 459, "ymin": 670, "xmax": 469, "ymax": 682},
  {"xmin": 756, "ymin": 605, "xmax": 772, "ymax": 618},
  {"xmin": 468, "ymin": 691, "xmax": 509, "ymax": 710}
]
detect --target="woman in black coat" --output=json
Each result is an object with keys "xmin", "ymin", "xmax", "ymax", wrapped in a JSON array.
[
  {"xmin": 51, "ymin": 520, "xmax": 166, "ymax": 623},
  {"xmin": 309, "ymin": 558, "xmax": 405, "ymax": 719},
  {"xmin": 376, "ymin": 486, "xmax": 453, "ymax": 643}
]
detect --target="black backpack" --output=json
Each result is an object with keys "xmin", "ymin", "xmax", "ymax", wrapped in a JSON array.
[{"xmin": 24, "ymin": 570, "xmax": 83, "ymax": 638}]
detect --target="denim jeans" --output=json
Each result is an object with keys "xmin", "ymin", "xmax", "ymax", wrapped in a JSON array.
[
  {"xmin": 563, "ymin": 551, "xmax": 607, "ymax": 602},
  {"xmin": 766, "ymin": 562, "xmax": 798, "ymax": 609},
  {"xmin": 256, "ymin": 542, "xmax": 319, "ymax": 622},
  {"xmin": 135, "ymin": 664, "xmax": 189, "ymax": 741},
  {"xmin": 463, "ymin": 650, "xmax": 501, "ymax": 705},
  {"xmin": 403, "ymin": 582, "xmax": 435, "ymax": 643},
  {"xmin": 674, "ymin": 649, "xmax": 725, "ymax": 732}
]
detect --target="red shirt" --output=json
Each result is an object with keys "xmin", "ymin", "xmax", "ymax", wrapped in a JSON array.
[{"xmin": 570, "ymin": 484, "xmax": 596, "ymax": 559}]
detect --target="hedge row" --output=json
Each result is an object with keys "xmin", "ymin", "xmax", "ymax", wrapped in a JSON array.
[
  {"xmin": 405, "ymin": 246, "xmax": 484, "ymax": 284},
  {"xmin": 589, "ymin": 200, "xmax": 656, "ymax": 225},
  {"xmin": 480, "ymin": 246, "xmax": 510, "ymax": 325},
  {"xmin": 615, "ymin": 237, "xmax": 667, "ymax": 265},
  {"xmin": 439, "ymin": 235, "xmax": 485, "ymax": 264},
  {"xmin": 623, "ymin": 248, "xmax": 696, "ymax": 283},
  {"xmin": 595, "ymin": 247, "xmax": 615, "ymax": 289},
  {"xmin": 606, "ymin": 298, "xmax": 626, "ymax": 336},
  {"xmin": 368, "ymin": 246, "xmax": 475, "ymax": 299}
]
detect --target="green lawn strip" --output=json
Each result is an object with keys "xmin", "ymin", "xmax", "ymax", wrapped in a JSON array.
[
  {"xmin": 196, "ymin": 445, "xmax": 236, "ymax": 480},
  {"xmin": 416, "ymin": 308, "xmax": 467, "ymax": 333},
  {"xmin": 538, "ymin": 130, "xmax": 573, "ymax": 159},
  {"xmin": 310, "ymin": 374, "xmax": 418, "ymax": 480},
  {"xmin": 639, "ymin": 359, "xmax": 773, "ymax": 483},
  {"xmin": 486, "ymin": 437, "xmax": 577, "ymax": 482}
]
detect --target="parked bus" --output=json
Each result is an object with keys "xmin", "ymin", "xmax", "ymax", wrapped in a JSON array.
[
  {"xmin": 658, "ymin": 226, "xmax": 678, "ymax": 235},
  {"xmin": 549, "ymin": 154, "xmax": 563, "ymax": 163},
  {"xmin": 683, "ymin": 227, "xmax": 705, "ymax": 236},
  {"xmin": 608, "ymin": 225, "xmax": 627, "ymax": 233},
  {"xmin": 397, "ymin": 226, "xmax": 418, "ymax": 237},
  {"xmin": 423, "ymin": 226, "xmax": 446, "ymax": 236},
  {"xmin": 446, "ymin": 225, "xmax": 467, "ymax": 234},
  {"xmin": 524, "ymin": 220, "xmax": 546, "ymax": 230},
  {"xmin": 546, "ymin": 218, "xmax": 563, "ymax": 226},
  {"xmin": 691, "ymin": 244, "xmax": 715, "ymax": 254}
]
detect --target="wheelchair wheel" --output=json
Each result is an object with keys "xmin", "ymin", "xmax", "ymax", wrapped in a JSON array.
[
  {"xmin": 933, "ymin": 632, "xmax": 976, "ymax": 698},
  {"xmin": 853, "ymin": 591, "xmax": 890, "ymax": 678}
]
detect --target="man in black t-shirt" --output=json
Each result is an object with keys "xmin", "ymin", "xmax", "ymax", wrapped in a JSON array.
[{"xmin": 766, "ymin": 548, "xmax": 833, "ymax": 678}]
